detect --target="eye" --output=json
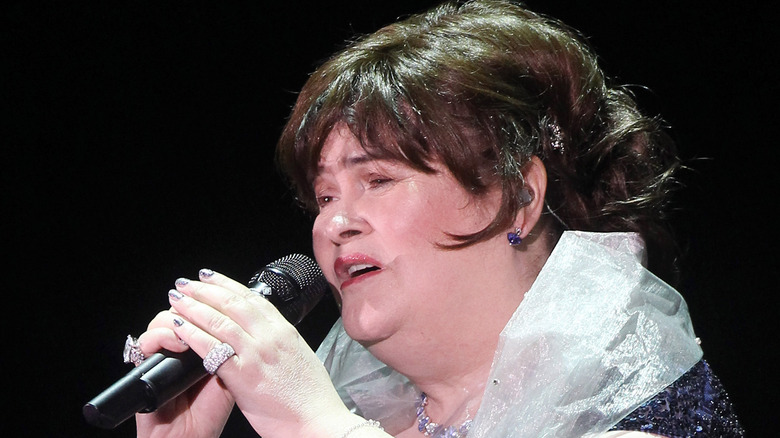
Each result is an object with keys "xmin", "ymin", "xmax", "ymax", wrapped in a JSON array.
[
  {"xmin": 312, "ymin": 178, "xmax": 336, "ymax": 209},
  {"xmin": 316, "ymin": 195, "xmax": 334, "ymax": 207},
  {"xmin": 367, "ymin": 175, "xmax": 393, "ymax": 187}
]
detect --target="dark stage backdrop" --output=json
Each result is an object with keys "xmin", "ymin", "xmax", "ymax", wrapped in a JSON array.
[{"xmin": 3, "ymin": 1, "xmax": 774, "ymax": 436}]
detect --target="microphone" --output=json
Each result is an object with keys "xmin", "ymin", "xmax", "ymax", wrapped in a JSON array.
[{"xmin": 83, "ymin": 254, "xmax": 329, "ymax": 429}]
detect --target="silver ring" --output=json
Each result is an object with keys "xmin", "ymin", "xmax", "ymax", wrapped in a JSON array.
[
  {"xmin": 203, "ymin": 342, "xmax": 236, "ymax": 375},
  {"xmin": 123, "ymin": 335, "xmax": 146, "ymax": 367}
]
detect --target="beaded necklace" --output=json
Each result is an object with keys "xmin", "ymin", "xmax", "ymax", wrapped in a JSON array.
[{"xmin": 415, "ymin": 393, "xmax": 473, "ymax": 438}]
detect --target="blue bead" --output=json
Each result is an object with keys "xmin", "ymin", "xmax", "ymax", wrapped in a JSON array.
[{"xmin": 418, "ymin": 417, "xmax": 429, "ymax": 432}]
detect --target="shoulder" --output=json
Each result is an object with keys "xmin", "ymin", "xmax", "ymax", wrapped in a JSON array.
[
  {"xmin": 593, "ymin": 433, "xmax": 664, "ymax": 438},
  {"xmin": 610, "ymin": 360, "xmax": 745, "ymax": 437}
]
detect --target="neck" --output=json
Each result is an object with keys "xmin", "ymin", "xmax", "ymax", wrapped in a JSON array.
[
  {"xmin": 347, "ymin": 236, "xmax": 550, "ymax": 430},
  {"xmin": 367, "ymin": 231, "xmax": 555, "ymax": 430},
  {"xmin": 366, "ymin": 251, "xmax": 543, "ymax": 427},
  {"xmin": 368, "ymin": 327, "xmax": 495, "ymax": 430}
]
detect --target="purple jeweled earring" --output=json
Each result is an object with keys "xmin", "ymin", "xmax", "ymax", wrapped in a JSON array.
[{"xmin": 507, "ymin": 227, "xmax": 523, "ymax": 246}]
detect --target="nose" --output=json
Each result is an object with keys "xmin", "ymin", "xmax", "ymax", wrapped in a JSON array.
[{"xmin": 315, "ymin": 208, "xmax": 372, "ymax": 246}]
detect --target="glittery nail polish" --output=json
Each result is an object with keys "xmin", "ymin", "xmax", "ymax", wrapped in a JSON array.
[
  {"xmin": 199, "ymin": 268, "xmax": 215, "ymax": 278},
  {"xmin": 173, "ymin": 317, "xmax": 184, "ymax": 327},
  {"xmin": 175, "ymin": 278, "xmax": 190, "ymax": 287},
  {"xmin": 168, "ymin": 289, "xmax": 184, "ymax": 300}
]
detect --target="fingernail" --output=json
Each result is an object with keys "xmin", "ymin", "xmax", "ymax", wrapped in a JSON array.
[
  {"xmin": 173, "ymin": 317, "xmax": 184, "ymax": 327},
  {"xmin": 175, "ymin": 278, "xmax": 190, "ymax": 287},
  {"xmin": 199, "ymin": 268, "xmax": 214, "ymax": 278},
  {"xmin": 168, "ymin": 289, "xmax": 184, "ymax": 300}
]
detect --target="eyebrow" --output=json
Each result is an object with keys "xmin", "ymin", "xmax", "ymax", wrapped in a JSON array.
[{"xmin": 316, "ymin": 153, "xmax": 385, "ymax": 172}]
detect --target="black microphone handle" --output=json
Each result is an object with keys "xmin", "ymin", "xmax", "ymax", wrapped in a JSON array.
[
  {"xmin": 83, "ymin": 254, "xmax": 327, "ymax": 429},
  {"xmin": 83, "ymin": 349, "xmax": 207, "ymax": 429}
]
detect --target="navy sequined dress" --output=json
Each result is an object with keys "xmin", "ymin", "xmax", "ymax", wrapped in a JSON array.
[{"xmin": 610, "ymin": 360, "xmax": 744, "ymax": 437}]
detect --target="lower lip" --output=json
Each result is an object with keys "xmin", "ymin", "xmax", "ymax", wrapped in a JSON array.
[{"xmin": 341, "ymin": 269, "xmax": 382, "ymax": 289}]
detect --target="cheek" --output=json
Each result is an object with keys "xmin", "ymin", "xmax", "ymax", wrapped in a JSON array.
[
  {"xmin": 386, "ymin": 186, "xmax": 474, "ymax": 243},
  {"xmin": 376, "ymin": 194, "xmax": 440, "ymax": 245}
]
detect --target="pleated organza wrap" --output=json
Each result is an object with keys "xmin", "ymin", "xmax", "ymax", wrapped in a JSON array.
[{"xmin": 316, "ymin": 231, "xmax": 703, "ymax": 437}]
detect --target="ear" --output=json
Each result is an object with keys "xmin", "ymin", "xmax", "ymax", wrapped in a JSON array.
[{"xmin": 513, "ymin": 155, "xmax": 547, "ymax": 239}]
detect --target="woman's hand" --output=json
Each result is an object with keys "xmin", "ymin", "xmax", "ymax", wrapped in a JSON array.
[
  {"xmin": 135, "ymin": 269, "xmax": 357, "ymax": 438},
  {"xmin": 134, "ymin": 293, "xmax": 234, "ymax": 438}
]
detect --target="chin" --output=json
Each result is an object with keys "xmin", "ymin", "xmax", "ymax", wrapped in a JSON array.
[{"xmin": 340, "ymin": 303, "xmax": 394, "ymax": 345}]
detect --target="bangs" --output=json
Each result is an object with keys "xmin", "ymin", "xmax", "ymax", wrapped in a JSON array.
[
  {"xmin": 277, "ymin": 41, "xmax": 499, "ymax": 214},
  {"xmin": 275, "ymin": 1, "xmax": 537, "ymax": 247},
  {"xmin": 302, "ymin": 64, "xmax": 439, "ymax": 181}
]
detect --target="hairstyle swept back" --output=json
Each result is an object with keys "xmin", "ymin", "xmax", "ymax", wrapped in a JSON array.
[{"xmin": 276, "ymin": 0, "xmax": 681, "ymax": 280}]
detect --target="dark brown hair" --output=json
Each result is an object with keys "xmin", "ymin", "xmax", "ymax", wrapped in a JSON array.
[{"xmin": 276, "ymin": 0, "xmax": 681, "ymax": 280}]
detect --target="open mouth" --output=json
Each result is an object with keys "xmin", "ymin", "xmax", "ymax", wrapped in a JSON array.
[
  {"xmin": 335, "ymin": 255, "xmax": 384, "ymax": 287},
  {"xmin": 347, "ymin": 264, "xmax": 381, "ymax": 278}
]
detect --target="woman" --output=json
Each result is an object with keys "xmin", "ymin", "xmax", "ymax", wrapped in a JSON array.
[{"xmin": 134, "ymin": 1, "xmax": 743, "ymax": 436}]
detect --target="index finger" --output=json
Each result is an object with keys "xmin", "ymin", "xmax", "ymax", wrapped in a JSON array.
[{"xmin": 177, "ymin": 271, "xmax": 283, "ymax": 331}]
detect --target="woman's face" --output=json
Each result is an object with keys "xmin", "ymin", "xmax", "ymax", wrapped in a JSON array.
[{"xmin": 311, "ymin": 125, "xmax": 504, "ymax": 345}]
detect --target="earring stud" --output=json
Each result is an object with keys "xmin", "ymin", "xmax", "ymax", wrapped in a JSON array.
[{"xmin": 507, "ymin": 228, "xmax": 523, "ymax": 246}]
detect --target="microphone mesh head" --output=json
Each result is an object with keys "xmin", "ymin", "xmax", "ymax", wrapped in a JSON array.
[
  {"xmin": 249, "ymin": 254, "xmax": 328, "ymax": 325},
  {"xmin": 268, "ymin": 253, "xmax": 325, "ymax": 290}
]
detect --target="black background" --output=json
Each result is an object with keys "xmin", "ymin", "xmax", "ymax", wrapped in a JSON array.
[{"xmin": 3, "ymin": 1, "xmax": 775, "ymax": 436}]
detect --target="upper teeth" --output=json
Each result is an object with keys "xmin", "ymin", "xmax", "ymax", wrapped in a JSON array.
[{"xmin": 348, "ymin": 264, "xmax": 375, "ymax": 276}]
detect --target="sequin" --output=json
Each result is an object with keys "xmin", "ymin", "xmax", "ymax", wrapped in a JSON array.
[{"xmin": 610, "ymin": 360, "xmax": 745, "ymax": 437}]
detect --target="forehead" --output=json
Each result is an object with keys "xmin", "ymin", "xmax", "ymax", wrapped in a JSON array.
[
  {"xmin": 314, "ymin": 124, "xmax": 402, "ymax": 180},
  {"xmin": 317, "ymin": 125, "xmax": 365, "ymax": 167},
  {"xmin": 309, "ymin": 122, "xmax": 442, "ymax": 189}
]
